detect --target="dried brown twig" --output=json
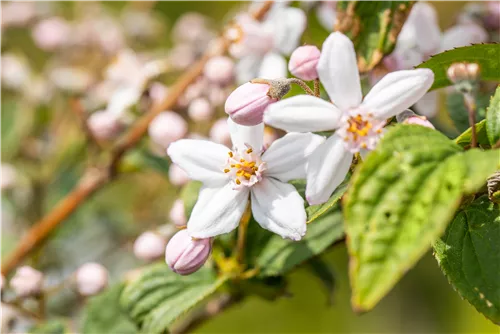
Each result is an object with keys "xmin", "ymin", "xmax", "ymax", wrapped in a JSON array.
[{"xmin": 1, "ymin": 1, "xmax": 274, "ymax": 276}]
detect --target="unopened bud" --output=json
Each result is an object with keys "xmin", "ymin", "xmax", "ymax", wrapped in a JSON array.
[
  {"xmin": 288, "ymin": 45, "xmax": 321, "ymax": 81},
  {"xmin": 397, "ymin": 110, "xmax": 435, "ymax": 129},
  {"xmin": 165, "ymin": 230, "xmax": 211, "ymax": 275},
  {"xmin": 188, "ymin": 97, "xmax": 214, "ymax": 122},
  {"xmin": 133, "ymin": 232, "xmax": 167, "ymax": 261},
  {"xmin": 447, "ymin": 62, "xmax": 480, "ymax": 93},
  {"xmin": 169, "ymin": 199, "xmax": 187, "ymax": 227},
  {"xmin": 148, "ymin": 111, "xmax": 188, "ymax": 148},
  {"xmin": 10, "ymin": 266, "xmax": 43, "ymax": 297},
  {"xmin": 225, "ymin": 81, "xmax": 289, "ymax": 126},
  {"xmin": 87, "ymin": 110, "xmax": 123, "ymax": 140},
  {"xmin": 75, "ymin": 262, "xmax": 108, "ymax": 296},
  {"xmin": 1, "ymin": 164, "xmax": 18, "ymax": 190},
  {"xmin": 32, "ymin": 17, "xmax": 71, "ymax": 51},
  {"xmin": 209, "ymin": 118, "xmax": 231, "ymax": 147},
  {"xmin": 203, "ymin": 56, "xmax": 234, "ymax": 85},
  {"xmin": 168, "ymin": 163, "xmax": 190, "ymax": 187}
]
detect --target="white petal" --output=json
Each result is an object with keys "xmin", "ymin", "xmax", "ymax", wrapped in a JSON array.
[
  {"xmin": 441, "ymin": 23, "xmax": 487, "ymax": 52},
  {"xmin": 262, "ymin": 132, "xmax": 325, "ymax": 182},
  {"xmin": 235, "ymin": 55, "xmax": 262, "ymax": 84},
  {"xmin": 268, "ymin": 7, "xmax": 307, "ymax": 55},
  {"xmin": 188, "ymin": 183, "xmax": 249, "ymax": 238},
  {"xmin": 264, "ymin": 95, "xmax": 341, "ymax": 132},
  {"xmin": 316, "ymin": 2, "xmax": 336, "ymax": 32},
  {"xmin": 228, "ymin": 118, "xmax": 264, "ymax": 152},
  {"xmin": 317, "ymin": 32, "xmax": 362, "ymax": 110},
  {"xmin": 257, "ymin": 52, "xmax": 287, "ymax": 80},
  {"xmin": 398, "ymin": 2, "xmax": 441, "ymax": 55},
  {"xmin": 414, "ymin": 90, "xmax": 439, "ymax": 118},
  {"xmin": 362, "ymin": 69, "xmax": 434, "ymax": 120},
  {"xmin": 306, "ymin": 134, "xmax": 353, "ymax": 205},
  {"xmin": 251, "ymin": 177, "xmax": 306, "ymax": 240},
  {"xmin": 167, "ymin": 139, "xmax": 229, "ymax": 186}
]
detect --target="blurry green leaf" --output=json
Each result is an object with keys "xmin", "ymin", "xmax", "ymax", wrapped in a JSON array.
[
  {"xmin": 307, "ymin": 258, "xmax": 336, "ymax": 305},
  {"xmin": 455, "ymin": 119, "xmax": 490, "ymax": 148},
  {"xmin": 417, "ymin": 44, "xmax": 500, "ymax": 91},
  {"xmin": 1, "ymin": 99, "xmax": 33, "ymax": 159},
  {"xmin": 434, "ymin": 196, "xmax": 500, "ymax": 324},
  {"xmin": 486, "ymin": 86, "xmax": 500, "ymax": 146},
  {"xmin": 257, "ymin": 206, "xmax": 344, "ymax": 277},
  {"xmin": 30, "ymin": 319, "xmax": 68, "ymax": 334},
  {"xmin": 336, "ymin": 1, "xmax": 413, "ymax": 73},
  {"xmin": 344, "ymin": 125, "xmax": 499, "ymax": 312},
  {"xmin": 121, "ymin": 149, "xmax": 170, "ymax": 175},
  {"xmin": 180, "ymin": 181, "xmax": 202, "ymax": 218},
  {"xmin": 446, "ymin": 91, "xmax": 489, "ymax": 133},
  {"xmin": 81, "ymin": 283, "xmax": 137, "ymax": 334},
  {"xmin": 120, "ymin": 264, "xmax": 226, "ymax": 334},
  {"xmin": 239, "ymin": 276, "xmax": 288, "ymax": 301}
]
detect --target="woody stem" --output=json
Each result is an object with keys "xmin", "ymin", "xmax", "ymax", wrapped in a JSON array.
[
  {"xmin": 287, "ymin": 78, "xmax": 315, "ymax": 96},
  {"xmin": 314, "ymin": 78, "xmax": 320, "ymax": 97}
]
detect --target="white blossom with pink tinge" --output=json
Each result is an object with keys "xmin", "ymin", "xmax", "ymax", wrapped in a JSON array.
[
  {"xmin": 75, "ymin": 263, "xmax": 108, "ymax": 296},
  {"xmin": 168, "ymin": 119, "xmax": 324, "ymax": 240},
  {"xmin": 169, "ymin": 199, "xmax": 187, "ymax": 227},
  {"xmin": 265, "ymin": 32, "xmax": 434, "ymax": 205},
  {"xmin": 133, "ymin": 232, "xmax": 167, "ymax": 261},
  {"xmin": 10, "ymin": 266, "xmax": 44, "ymax": 297},
  {"xmin": 227, "ymin": 5, "xmax": 307, "ymax": 83},
  {"xmin": 148, "ymin": 111, "xmax": 188, "ymax": 149}
]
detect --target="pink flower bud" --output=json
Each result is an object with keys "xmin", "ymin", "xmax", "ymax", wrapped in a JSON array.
[
  {"xmin": 32, "ymin": 17, "xmax": 71, "ymax": 51},
  {"xmin": 207, "ymin": 86, "xmax": 229, "ymax": 107},
  {"xmin": 405, "ymin": 116, "xmax": 435, "ymax": 129},
  {"xmin": 397, "ymin": 110, "xmax": 435, "ymax": 129},
  {"xmin": 209, "ymin": 118, "xmax": 231, "ymax": 147},
  {"xmin": 75, "ymin": 262, "xmax": 108, "ymax": 296},
  {"xmin": 87, "ymin": 111, "xmax": 123, "ymax": 140},
  {"xmin": 148, "ymin": 111, "xmax": 187, "ymax": 148},
  {"xmin": 10, "ymin": 266, "xmax": 43, "ymax": 297},
  {"xmin": 203, "ymin": 56, "xmax": 234, "ymax": 85},
  {"xmin": 1, "ymin": 164, "xmax": 18, "ymax": 190},
  {"xmin": 133, "ymin": 232, "xmax": 167, "ymax": 261},
  {"xmin": 288, "ymin": 45, "xmax": 321, "ymax": 81},
  {"xmin": 168, "ymin": 163, "xmax": 189, "ymax": 187},
  {"xmin": 165, "ymin": 230, "xmax": 211, "ymax": 275},
  {"xmin": 149, "ymin": 82, "xmax": 169, "ymax": 106},
  {"xmin": 169, "ymin": 199, "xmax": 187, "ymax": 227},
  {"xmin": 188, "ymin": 97, "xmax": 213, "ymax": 122},
  {"xmin": 225, "ymin": 82, "xmax": 276, "ymax": 126}
]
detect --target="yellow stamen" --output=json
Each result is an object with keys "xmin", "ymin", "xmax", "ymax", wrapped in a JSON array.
[
  {"xmin": 224, "ymin": 169, "xmax": 230, "ymax": 173},
  {"xmin": 228, "ymin": 152, "xmax": 233, "ymax": 158},
  {"xmin": 235, "ymin": 178, "xmax": 241, "ymax": 185}
]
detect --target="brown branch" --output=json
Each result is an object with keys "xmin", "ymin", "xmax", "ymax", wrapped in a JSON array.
[
  {"xmin": 69, "ymin": 98, "xmax": 104, "ymax": 149},
  {"xmin": 1, "ymin": 1, "xmax": 274, "ymax": 276}
]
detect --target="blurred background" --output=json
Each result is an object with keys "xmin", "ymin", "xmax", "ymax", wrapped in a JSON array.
[{"xmin": 1, "ymin": 1, "xmax": 499, "ymax": 333}]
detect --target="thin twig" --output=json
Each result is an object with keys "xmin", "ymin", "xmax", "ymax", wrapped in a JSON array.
[
  {"xmin": 288, "ymin": 78, "xmax": 315, "ymax": 96},
  {"xmin": 1, "ymin": 1, "xmax": 275, "ymax": 276},
  {"xmin": 235, "ymin": 205, "xmax": 252, "ymax": 264},
  {"xmin": 464, "ymin": 93, "xmax": 477, "ymax": 148},
  {"xmin": 69, "ymin": 98, "xmax": 104, "ymax": 149},
  {"xmin": 314, "ymin": 78, "xmax": 320, "ymax": 97}
]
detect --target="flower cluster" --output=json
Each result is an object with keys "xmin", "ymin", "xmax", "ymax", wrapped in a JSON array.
[{"xmin": 164, "ymin": 30, "xmax": 434, "ymax": 275}]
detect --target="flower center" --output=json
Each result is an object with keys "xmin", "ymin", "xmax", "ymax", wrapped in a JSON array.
[
  {"xmin": 337, "ymin": 110, "xmax": 386, "ymax": 153},
  {"xmin": 223, "ymin": 146, "xmax": 265, "ymax": 188}
]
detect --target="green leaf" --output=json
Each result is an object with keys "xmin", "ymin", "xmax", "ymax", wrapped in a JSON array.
[
  {"xmin": 257, "ymin": 206, "xmax": 344, "ymax": 277},
  {"xmin": 434, "ymin": 196, "xmax": 500, "ymax": 324},
  {"xmin": 344, "ymin": 124, "xmax": 499, "ymax": 312},
  {"xmin": 120, "ymin": 264, "xmax": 226, "ymax": 334},
  {"xmin": 81, "ymin": 283, "xmax": 137, "ymax": 334},
  {"xmin": 180, "ymin": 181, "xmax": 202, "ymax": 218},
  {"xmin": 446, "ymin": 91, "xmax": 489, "ymax": 133},
  {"xmin": 417, "ymin": 44, "xmax": 500, "ymax": 91},
  {"xmin": 336, "ymin": 1, "xmax": 414, "ymax": 73},
  {"xmin": 486, "ymin": 86, "xmax": 500, "ymax": 146},
  {"xmin": 455, "ymin": 119, "xmax": 491, "ymax": 148},
  {"xmin": 30, "ymin": 319, "xmax": 68, "ymax": 334}
]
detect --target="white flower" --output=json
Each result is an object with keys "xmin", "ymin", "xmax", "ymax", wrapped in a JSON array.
[
  {"xmin": 227, "ymin": 5, "xmax": 306, "ymax": 83},
  {"xmin": 105, "ymin": 49, "xmax": 167, "ymax": 115},
  {"xmin": 264, "ymin": 32, "xmax": 434, "ymax": 205},
  {"xmin": 167, "ymin": 119, "xmax": 324, "ymax": 240}
]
